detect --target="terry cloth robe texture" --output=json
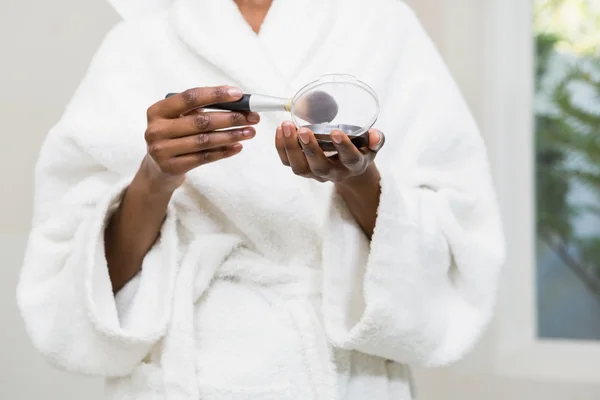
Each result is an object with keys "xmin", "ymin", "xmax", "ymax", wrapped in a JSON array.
[{"xmin": 17, "ymin": 0, "xmax": 506, "ymax": 399}]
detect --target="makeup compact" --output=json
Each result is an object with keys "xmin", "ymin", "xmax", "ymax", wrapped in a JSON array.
[{"xmin": 290, "ymin": 74, "xmax": 380, "ymax": 153}]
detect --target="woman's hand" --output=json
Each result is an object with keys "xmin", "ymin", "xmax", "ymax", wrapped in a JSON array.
[
  {"xmin": 275, "ymin": 121, "xmax": 385, "ymax": 237},
  {"xmin": 107, "ymin": 86, "xmax": 260, "ymax": 292},
  {"xmin": 275, "ymin": 121, "xmax": 384, "ymax": 184},
  {"xmin": 141, "ymin": 86, "xmax": 260, "ymax": 192}
]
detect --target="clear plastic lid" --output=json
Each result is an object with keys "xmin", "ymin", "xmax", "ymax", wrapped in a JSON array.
[{"xmin": 290, "ymin": 74, "xmax": 380, "ymax": 137}]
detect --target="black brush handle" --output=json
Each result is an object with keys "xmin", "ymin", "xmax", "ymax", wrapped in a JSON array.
[{"xmin": 165, "ymin": 93, "xmax": 252, "ymax": 112}]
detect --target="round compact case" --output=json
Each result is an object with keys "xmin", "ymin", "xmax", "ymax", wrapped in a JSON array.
[{"xmin": 290, "ymin": 74, "xmax": 380, "ymax": 153}]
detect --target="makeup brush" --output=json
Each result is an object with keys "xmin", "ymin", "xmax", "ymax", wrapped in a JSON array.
[{"xmin": 166, "ymin": 91, "xmax": 339, "ymax": 124}]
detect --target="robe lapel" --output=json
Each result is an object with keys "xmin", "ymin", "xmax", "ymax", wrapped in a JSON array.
[
  {"xmin": 170, "ymin": 0, "xmax": 336, "ymax": 96},
  {"xmin": 258, "ymin": 0, "xmax": 335, "ymax": 87},
  {"xmin": 170, "ymin": 0, "xmax": 286, "ymax": 96}
]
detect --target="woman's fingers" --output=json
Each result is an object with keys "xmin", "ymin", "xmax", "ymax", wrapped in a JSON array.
[
  {"xmin": 160, "ymin": 144, "xmax": 244, "ymax": 175},
  {"xmin": 278, "ymin": 123, "xmax": 328, "ymax": 182},
  {"xmin": 275, "ymin": 126, "xmax": 290, "ymax": 166},
  {"xmin": 148, "ymin": 86, "xmax": 245, "ymax": 119},
  {"xmin": 148, "ymin": 127, "xmax": 256, "ymax": 159},
  {"xmin": 330, "ymin": 130, "xmax": 369, "ymax": 174},
  {"xmin": 282, "ymin": 122, "xmax": 312, "ymax": 177},
  {"xmin": 141, "ymin": 86, "xmax": 261, "ymax": 179},
  {"xmin": 277, "ymin": 123, "xmax": 385, "ymax": 182},
  {"xmin": 147, "ymin": 111, "xmax": 260, "ymax": 141},
  {"xmin": 356, "ymin": 129, "xmax": 385, "ymax": 165},
  {"xmin": 296, "ymin": 127, "xmax": 333, "ymax": 179},
  {"xmin": 367, "ymin": 129, "xmax": 385, "ymax": 152}
]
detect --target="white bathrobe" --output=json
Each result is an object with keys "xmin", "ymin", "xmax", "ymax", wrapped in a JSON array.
[{"xmin": 16, "ymin": 0, "xmax": 506, "ymax": 399}]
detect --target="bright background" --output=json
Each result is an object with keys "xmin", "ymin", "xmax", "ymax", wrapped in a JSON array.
[{"xmin": 1, "ymin": 0, "xmax": 599, "ymax": 399}]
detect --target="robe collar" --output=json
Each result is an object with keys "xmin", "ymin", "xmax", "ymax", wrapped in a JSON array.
[{"xmin": 170, "ymin": 0, "xmax": 335, "ymax": 97}]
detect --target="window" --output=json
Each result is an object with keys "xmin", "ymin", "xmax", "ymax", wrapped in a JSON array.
[{"xmin": 534, "ymin": 0, "xmax": 600, "ymax": 341}]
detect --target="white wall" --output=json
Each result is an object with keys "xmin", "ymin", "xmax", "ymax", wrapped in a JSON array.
[
  {"xmin": 1, "ymin": 1, "xmax": 117, "ymax": 398},
  {"xmin": 2, "ymin": 0, "xmax": 599, "ymax": 399}
]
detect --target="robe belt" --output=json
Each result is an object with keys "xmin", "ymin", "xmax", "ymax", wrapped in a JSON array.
[
  {"xmin": 211, "ymin": 249, "xmax": 341, "ymax": 400},
  {"xmin": 161, "ymin": 239, "xmax": 340, "ymax": 400},
  {"xmin": 215, "ymin": 249, "xmax": 322, "ymax": 297}
]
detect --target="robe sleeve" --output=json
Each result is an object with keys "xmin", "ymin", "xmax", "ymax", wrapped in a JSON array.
[
  {"xmin": 16, "ymin": 22, "xmax": 179, "ymax": 377},
  {"xmin": 321, "ymin": 6, "xmax": 506, "ymax": 367}
]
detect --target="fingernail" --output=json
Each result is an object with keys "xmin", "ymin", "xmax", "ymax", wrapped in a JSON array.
[
  {"xmin": 228, "ymin": 87, "xmax": 243, "ymax": 97},
  {"xmin": 242, "ymin": 128, "xmax": 254, "ymax": 137},
  {"xmin": 276, "ymin": 127, "xmax": 283, "ymax": 139},
  {"xmin": 331, "ymin": 132, "xmax": 343, "ymax": 144},
  {"xmin": 231, "ymin": 143, "xmax": 243, "ymax": 151},
  {"xmin": 298, "ymin": 129, "xmax": 310, "ymax": 144},
  {"xmin": 370, "ymin": 131, "xmax": 384, "ymax": 151},
  {"xmin": 247, "ymin": 113, "xmax": 260, "ymax": 123},
  {"xmin": 283, "ymin": 123, "xmax": 293, "ymax": 138}
]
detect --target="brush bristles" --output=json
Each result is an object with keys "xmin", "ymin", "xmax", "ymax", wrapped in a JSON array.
[{"xmin": 294, "ymin": 91, "xmax": 338, "ymax": 124}]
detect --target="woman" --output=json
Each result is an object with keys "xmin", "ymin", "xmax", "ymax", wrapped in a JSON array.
[{"xmin": 17, "ymin": 0, "xmax": 505, "ymax": 399}]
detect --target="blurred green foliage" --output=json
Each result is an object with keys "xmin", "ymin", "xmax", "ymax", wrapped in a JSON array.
[{"xmin": 535, "ymin": 0, "xmax": 600, "ymax": 294}]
